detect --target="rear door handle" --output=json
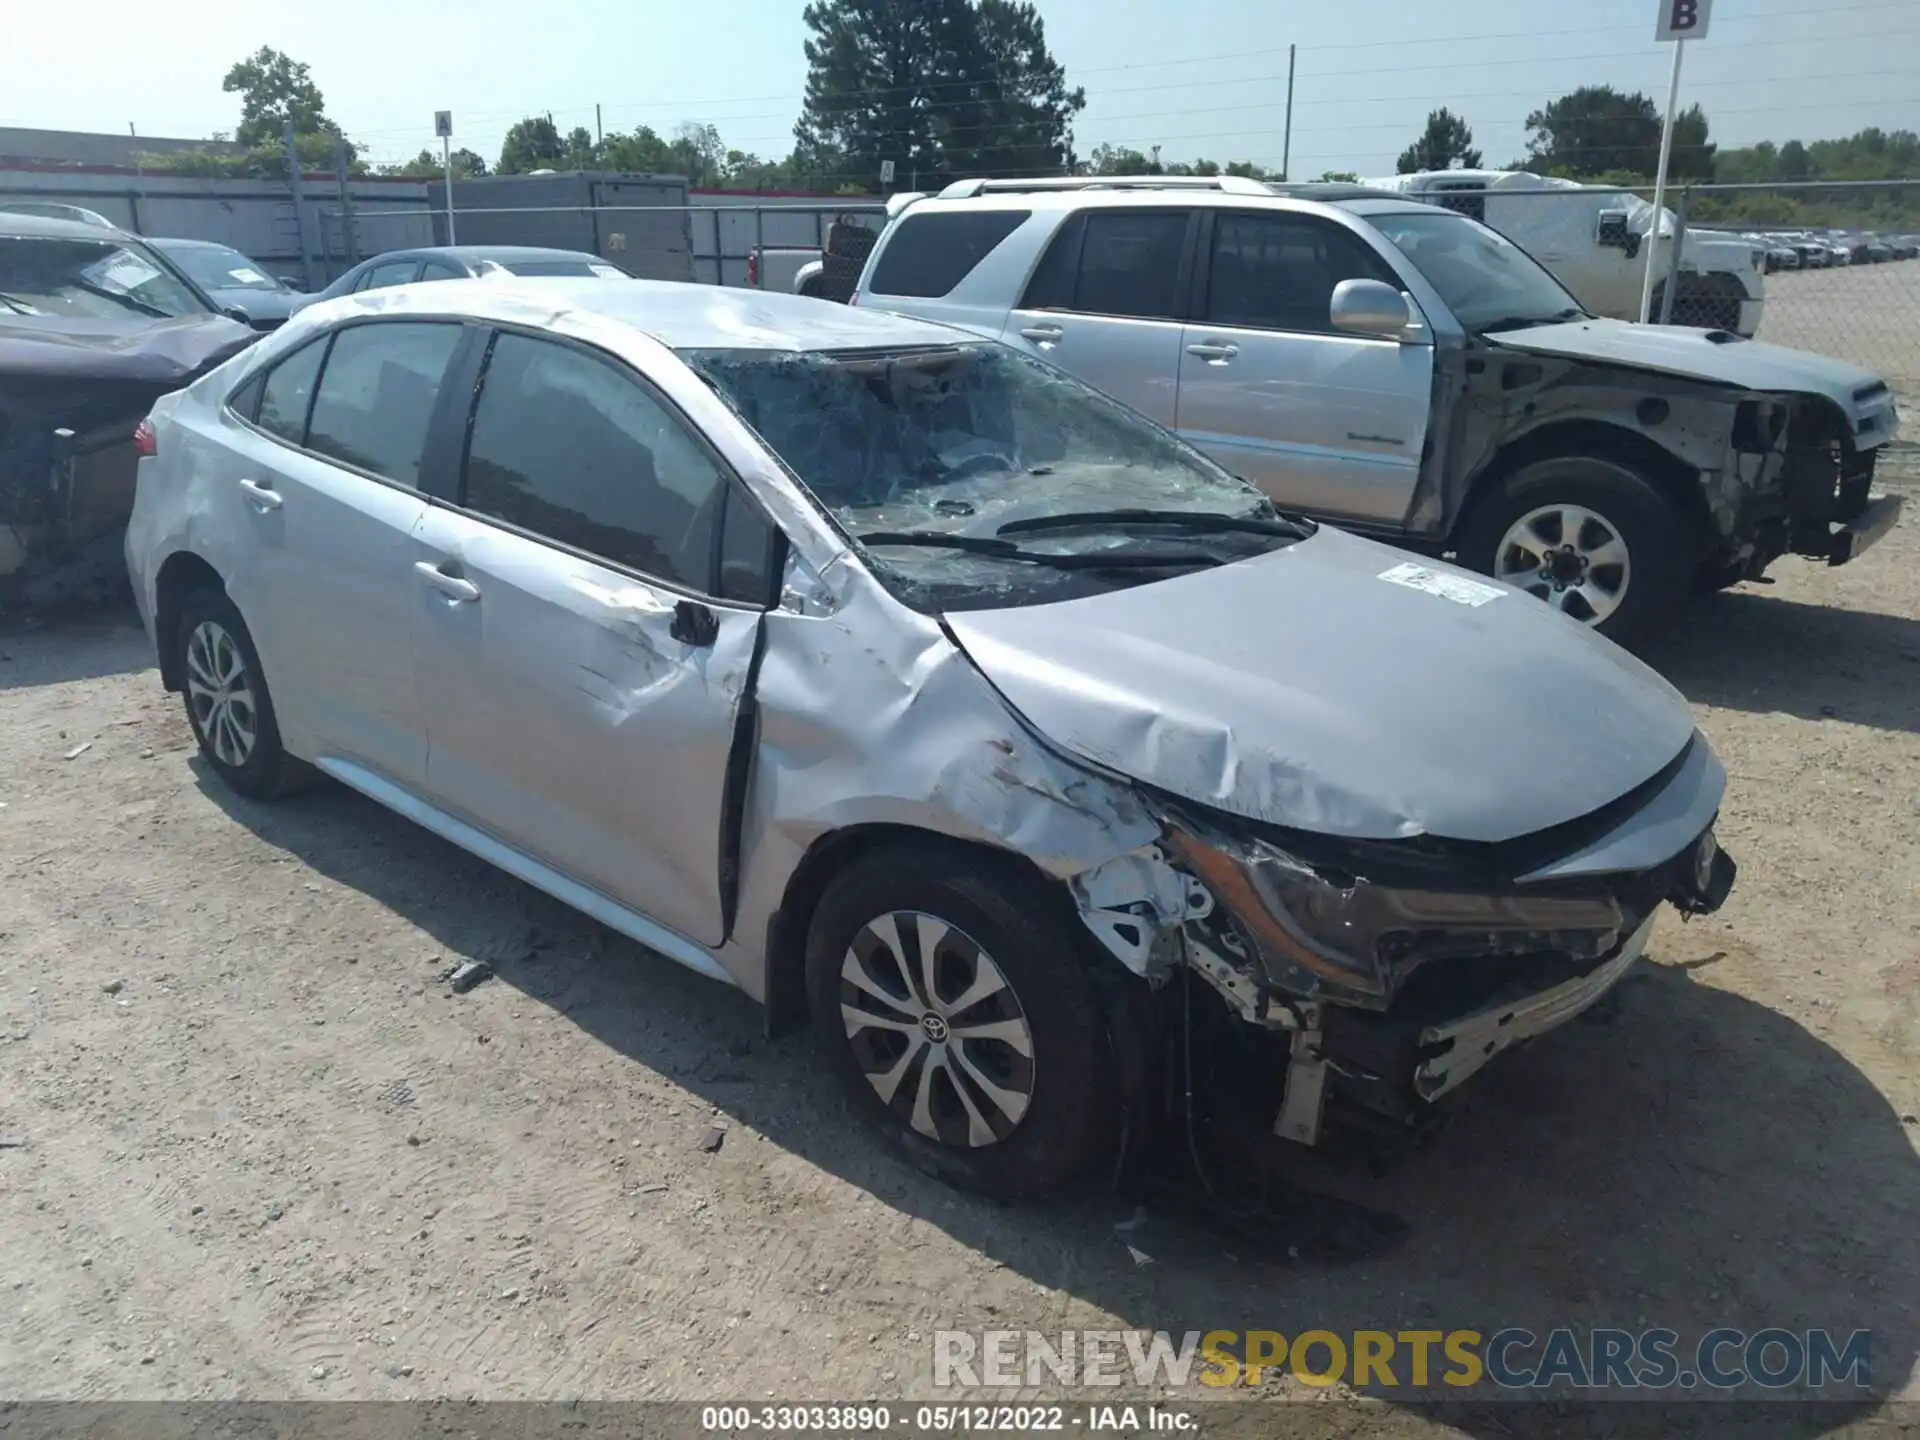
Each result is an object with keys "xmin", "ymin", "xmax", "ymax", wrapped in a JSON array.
[
  {"xmin": 1185, "ymin": 341, "xmax": 1239, "ymax": 362},
  {"xmin": 413, "ymin": 560, "xmax": 480, "ymax": 603},
  {"xmin": 238, "ymin": 478, "xmax": 282, "ymax": 511},
  {"xmin": 1019, "ymin": 324, "xmax": 1064, "ymax": 343}
]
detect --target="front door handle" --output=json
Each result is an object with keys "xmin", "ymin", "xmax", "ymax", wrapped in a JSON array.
[
  {"xmin": 238, "ymin": 478, "xmax": 282, "ymax": 511},
  {"xmin": 413, "ymin": 560, "xmax": 480, "ymax": 603},
  {"xmin": 670, "ymin": 599, "xmax": 720, "ymax": 647},
  {"xmin": 1185, "ymin": 341, "xmax": 1239, "ymax": 362},
  {"xmin": 1018, "ymin": 324, "xmax": 1064, "ymax": 344}
]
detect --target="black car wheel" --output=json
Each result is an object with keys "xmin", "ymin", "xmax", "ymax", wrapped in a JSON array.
[
  {"xmin": 805, "ymin": 841, "xmax": 1115, "ymax": 1198},
  {"xmin": 1457, "ymin": 455, "xmax": 1691, "ymax": 649}
]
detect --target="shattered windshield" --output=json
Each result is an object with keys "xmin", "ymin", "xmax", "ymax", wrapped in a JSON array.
[
  {"xmin": 0, "ymin": 236, "xmax": 208, "ymax": 321},
  {"xmin": 684, "ymin": 342, "xmax": 1303, "ymax": 608},
  {"xmin": 1370, "ymin": 210, "xmax": 1585, "ymax": 333}
]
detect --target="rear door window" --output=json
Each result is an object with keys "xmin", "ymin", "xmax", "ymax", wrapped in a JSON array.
[
  {"xmin": 418, "ymin": 260, "xmax": 466, "ymax": 282},
  {"xmin": 363, "ymin": 259, "xmax": 421, "ymax": 290},
  {"xmin": 304, "ymin": 323, "xmax": 461, "ymax": 486},
  {"xmin": 1055, "ymin": 211, "xmax": 1190, "ymax": 320},
  {"xmin": 460, "ymin": 332, "xmax": 727, "ymax": 590},
  {"xmin": 1204, "ymin": 213, "xmax": 1397, "ymax": 334},
  {"xmin": 254, "ymin": 338, "xmax": 328, "ymax": 444},
  {"xmin": 868, "ymin": 211, "xmax": 1030, "ymax": 297}
]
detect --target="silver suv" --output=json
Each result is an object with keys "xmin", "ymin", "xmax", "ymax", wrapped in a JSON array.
[
  {"xmin": 125, "ymin": 278, "xmax": 1733, "ymax": 1196},
  {"xmin": 853, "ymin": 176, "xmax": 1901, "ymax": 646}
]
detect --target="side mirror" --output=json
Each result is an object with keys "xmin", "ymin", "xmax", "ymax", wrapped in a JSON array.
[
  {"xmin": 1329, "ymin": 278, "xmax": 1413, "ymax": 339},
  {"xmin": 1597, "ymin": 210, "xmax": 1641, "ymax": 257},
  {"xmin": 275, "ymin": 275, "xmax": 306, "ymax": 291},
  {"xmin": 224, "ymin": 306, "xmax": 253, "ymax": 325}
]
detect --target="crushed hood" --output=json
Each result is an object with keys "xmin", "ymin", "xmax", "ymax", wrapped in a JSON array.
[
  {"xmin": 1491, "ymin": 318, "xmax": 1885, "ymax": 409},
  {"xmin": 0, "ymin": 312, "xmax": 258, "ymax": 383},
  {"xmin": 944, "ymin": 527, "xmax": 1696, "ymax": 843}
]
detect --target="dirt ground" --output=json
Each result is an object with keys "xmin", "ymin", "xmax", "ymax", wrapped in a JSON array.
[{"xmin": 1, "ymin": 481, "xmax": 1917, "ymax": 1436}]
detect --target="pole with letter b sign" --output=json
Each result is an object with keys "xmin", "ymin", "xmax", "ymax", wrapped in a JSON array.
[{"xmin": 1641, "ymin": 0, "xmax": 1711, "ymax": 321}]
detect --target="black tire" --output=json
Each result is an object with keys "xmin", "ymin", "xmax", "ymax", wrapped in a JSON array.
[
  {"xmin": 1455, "ymin": 454, "xmax": 1691, "ymax": 649},
  {"xmin": 805, "ymin": 840, "xmax": 1116, "ymax": 1198},
  {"xmin": 175, "ymin": 587, "xmax": 308, "ymax": 800}
]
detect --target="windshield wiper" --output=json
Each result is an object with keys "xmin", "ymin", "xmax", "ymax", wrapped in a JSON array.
[
  {"xmin": 1479, "ymin": 307, "xmax": 1586, "ymax": 334},
  {"xmin": 996, "ymin": 507, "xmax": 1311, "ymax": 540},
  {"xmin": 72, "ymin": 279, "xmax": 169, "ymax": 319},
  {"xmin": 0, "ymin": 291, "xmax": 38, "ymax": 315},
  {"xmin": 856, "ymin": 530, "xmax": 1224, "ymax": 570}
]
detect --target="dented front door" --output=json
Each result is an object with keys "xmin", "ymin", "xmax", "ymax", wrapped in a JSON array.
[{"xmin": 408, "ymin": 506, "xmax": 758, "ymax": 948}]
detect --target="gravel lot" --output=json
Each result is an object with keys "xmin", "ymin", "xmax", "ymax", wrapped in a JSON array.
[{"xmin": 1, "ymin": 479, "xmax": 1916, "ymax": 1435}]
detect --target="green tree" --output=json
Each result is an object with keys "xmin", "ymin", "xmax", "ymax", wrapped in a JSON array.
[
  {"xmin": 381, "ymin": 147, "xmax": 488, "ymax": 179},
  {"xmin": 1524, "ymin": 86, "xmax": 1661, "ymax": 177},
  {"xmin": 796, "ymin": 0, "xmax": 1082, "ymax": 190},
  {"xmin": 940, "ymin": 0, "xmax": 1085, "ymax": 176},
  {"xmin": 1776, "ymin": 138, "xmax": 1810, "ymax": 181},
  {"xmin": 222, "ymin": 47, "xmax": 341, "ymax": 148},
  {"xmin": 498, "ymin": 116, "xmax": 566, "ymax": 174},
  {"xmin": 1395, "ymin": 108, "xmax": 1482, "ymax": 174},
  {"xmin": 1083, "ymin": 143, "xmax": 1160, "ymax": 175}
]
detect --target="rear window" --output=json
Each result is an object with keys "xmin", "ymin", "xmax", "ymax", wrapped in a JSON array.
[
  {"xmin": 305, "ymin": 322, "xmax": 461, "ymax": 487},
  {"xmin": 868, "ymin": 210, "xmax": 1029, "ymax": 297}
]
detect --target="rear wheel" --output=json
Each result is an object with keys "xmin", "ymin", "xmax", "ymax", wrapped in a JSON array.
[
  {"xmin": 805, "ymin": 842, "xmax": 1115, "ymax": 1198},
  {"xmin": 1457, "ymin": 455, "xmax": 1691, "ymax": 648},
  {"xmin": 175, "ymin": 587, "xmax": 307, "ymax": 799}
]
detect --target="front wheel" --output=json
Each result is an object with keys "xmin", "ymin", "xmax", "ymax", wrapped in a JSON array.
[
  {"xmin": 1456, "ymin": 455, "xmax": 1691, "ymax": 648},
  {"xmin": 805, "ymin": 842, "xmax": 1116, "ymax": 1198}
]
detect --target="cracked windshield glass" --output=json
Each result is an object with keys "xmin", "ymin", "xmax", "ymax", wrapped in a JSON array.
[{"xmin": 687, "ymin": 342, "xmax": 1306, "ymax": 607}]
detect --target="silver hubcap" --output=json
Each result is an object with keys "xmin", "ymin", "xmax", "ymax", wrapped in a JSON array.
[
  {"xmin": 185, "ymin": 620, "xmax": 258, "ymax": 768},
  {"xmin": 1493, "ymin": 503, "xmax": 1631, "ymax": 626},
  {"xmin": 839, "ymin": 911, "xmax": 1035, "ymax": 1148}
]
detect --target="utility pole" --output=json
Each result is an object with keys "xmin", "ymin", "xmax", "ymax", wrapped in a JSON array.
[
  {"xmin": 435, "ymin": 111, "xmax": 457, "ymax": 245},
  {"xmin": 596, "ymin": 104, "xmax": 604, "ymax": 145},
  {"xmin": 1281, "ymin": 44, "xmax": 1296, "ymax": 181},
  {"xmin": 285, "ymin": 119, "xmax": 318, "ymax": 291}
]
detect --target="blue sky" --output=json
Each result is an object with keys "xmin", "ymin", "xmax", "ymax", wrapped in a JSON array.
[{"xmin": 4, "ymin": 0, "xmax": 1915, "ymax": 179}]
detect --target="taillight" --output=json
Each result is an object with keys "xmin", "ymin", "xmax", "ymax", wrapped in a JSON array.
[
  {"xmin": 746, "ymin": 249, "xmax": 759, "ymax": 286},
  {"xmin": 133, "ymin": 416, "xmax": 157, "ymax": 457}
]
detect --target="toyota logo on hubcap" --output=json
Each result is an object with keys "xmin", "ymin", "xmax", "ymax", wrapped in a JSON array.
[{"xmin": 920, "ymin": 1013, "xmax": 950, "ymax": 1043}]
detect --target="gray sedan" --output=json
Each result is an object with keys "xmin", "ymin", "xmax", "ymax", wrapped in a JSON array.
[
  {"xmin": 292, "ymin": 245, "xmax": 627, "ymax": 314},
  {"xmin": 123, "ymin": 280, "xmax": 1735, "ymax": 1197}
]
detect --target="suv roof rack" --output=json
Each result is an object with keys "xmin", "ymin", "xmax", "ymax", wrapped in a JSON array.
[{"xmin": 935, "ymin": 174, "xmax": 1274, "ymax": 200}]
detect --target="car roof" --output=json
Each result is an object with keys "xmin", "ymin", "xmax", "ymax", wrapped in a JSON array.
[
  {"xmin": 149, "ymin": 236, "xmax": 245, "ymax": 252},
  {"xmin": 0, "ymin": 211, "xmax": 137, "ymax": 241},
  {"xmin": 903, "ymin": 178, "xmax": 1413, "ymax": 215},
  {"xmin": 370, "ymin": 245, "xmax": 605, "ymax": 265},
  {"xmin": 312, "ymin": 275, "xmax": 972, "ymax": 351}
]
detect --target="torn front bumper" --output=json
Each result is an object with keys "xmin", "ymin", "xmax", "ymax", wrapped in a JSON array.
[{"xmin": 1412, "ymin": 913, "xmax": 1656, "ymax": 1102}]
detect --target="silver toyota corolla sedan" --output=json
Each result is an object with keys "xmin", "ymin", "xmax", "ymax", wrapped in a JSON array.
[{"xmin": 124, "ymin": 279, "xmax": 1736, "ymax": 1197}]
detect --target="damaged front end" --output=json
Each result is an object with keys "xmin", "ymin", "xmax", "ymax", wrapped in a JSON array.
[
  {"xmin": 0, "ymin": 319, "xmax": 256, "ymax": 611},
  {"xmin": 1069, "ymin": 749, "xmax": 1736, "ymax": 1152}
]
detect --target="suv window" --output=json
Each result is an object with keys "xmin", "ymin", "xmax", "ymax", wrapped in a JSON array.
[
  {"xmin": 868, "ymin": 211, "xmax": 1029, "ymax": 297},
  {"xmin": 305, "ymin": 323, "xmax": 461, "ymax": 485},
  {"xmin": 462, "ymin": 332, "xmax": 725, "ymax": 590},
  {"xmin": 1037, "ymin": 211, "xmax": 1189, "ymax": 321},
  {"xmin": 1204, "ymin": 213, "xmax": 1395, "ymax": 334},
  {"xmin": 255, "ymin": 337, "xmax": 327, "ymax": 444}
]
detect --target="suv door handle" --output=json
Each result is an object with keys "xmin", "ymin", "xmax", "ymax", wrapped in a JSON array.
[
  {"xmin": 1185, "ymin": 341, "xmax": 1239, "ymax": 362},
  {"xmin": 413, "ymin": 560, "xmax": 480, "ymax": 603},
  {"xmin": 1018, "ymin": 324, "xmax": 1064, "ymax": 344},
  {"xmin": 238, "ymin": 478, "xmax": 283, "ymax": 511}
]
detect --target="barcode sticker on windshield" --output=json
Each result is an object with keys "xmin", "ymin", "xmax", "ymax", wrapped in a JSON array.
[
  {"xmin": 1378, "ymin": 562, "xmax": 1504, "ymax": 607},
  {"xmin": 89, "ymin": 253, "xmax": 163, "ymax": 293}
]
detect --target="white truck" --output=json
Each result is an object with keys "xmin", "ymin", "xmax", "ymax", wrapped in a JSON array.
[{"xmin": 1364, "ymin": 170, "xmax": 1765, "ymax": 336}]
